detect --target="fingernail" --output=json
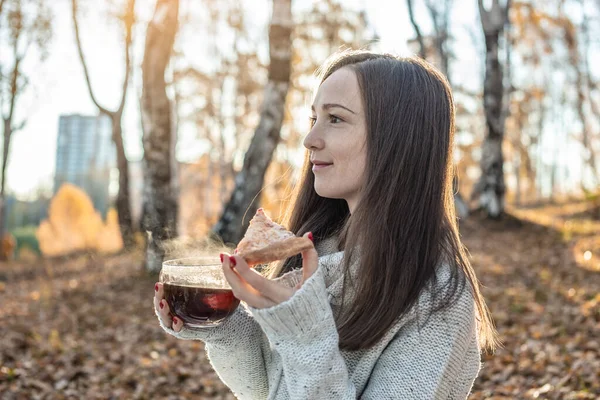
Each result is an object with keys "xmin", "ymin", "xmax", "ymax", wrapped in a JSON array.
[
  {"xmin": 220, "ymin": 253, "xmax": 224, "ymax": 262},
  {"xmin": 308, "ymin": 232, "xmax": 313, "ymax": 242},
  {"xmin": 159, "ymin": 301, "xmax": 164, "ymax": 309},
  {"xmin": 172, "ymin": 317, "xmax": 177, "ymax": 325},
  {"xmin": 155, "ymin": 283, "xmax": 159, "ymax": 292},
  {"xmin": 229, "ymin": 256, "xmax": 237, "ymax": 267}
]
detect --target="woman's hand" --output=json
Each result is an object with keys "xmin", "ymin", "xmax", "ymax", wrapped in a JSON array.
[
  {"xmin": 222, "ymin": 232, "xmax": 318, "ymax": 309},
  {"xmin": 153, "ymin": 232, "xmax": 317, "ymax": 331},
  {"xmin": 154, "ymin": 282, "xmax": 186, "ymax": 333}
]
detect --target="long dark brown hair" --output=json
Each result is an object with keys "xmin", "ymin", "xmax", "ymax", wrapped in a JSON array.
[{"xmin": 275, "ymin": 50, "xmax": 497, "ymax": 352}]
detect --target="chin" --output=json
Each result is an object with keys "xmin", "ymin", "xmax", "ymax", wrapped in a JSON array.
[{"xmin": 314, "ymin": 184, "xmax": 343, "ymax": 200}]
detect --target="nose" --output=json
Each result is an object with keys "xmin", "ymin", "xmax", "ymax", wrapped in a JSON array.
[{"xmin": 303, "ymin": 126, "xmax": 324, "ymax": 151}]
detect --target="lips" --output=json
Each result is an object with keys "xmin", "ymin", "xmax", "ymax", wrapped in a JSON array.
[
  {"xmin": 311, "ymin": 159, "xmax": 332, "ymax": 165},
  {"xmin": 311, "ymin": 162, "xmax": 332, "ymax": 171}
]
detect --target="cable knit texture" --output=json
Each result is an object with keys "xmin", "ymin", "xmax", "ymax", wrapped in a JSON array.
[{"xmin": 156, "ymin": 237, "xmax": 482, "ymax": 399}]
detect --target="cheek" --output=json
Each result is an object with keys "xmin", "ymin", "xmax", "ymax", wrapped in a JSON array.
[
  {"xmin": 314, "ymin": 146, "xmax": 366, "ymax": 194},
  {"xmin": 339, "ymin": 137, "xmax": 366, "ymax": 170},
  {"xmin": 344, "ymin": 151, "xmax": 366, "ymax": 186}
]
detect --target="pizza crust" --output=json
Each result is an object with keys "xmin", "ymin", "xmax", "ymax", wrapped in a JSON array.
[
  {"xmin": 238, "ymin": 236, "xmax": 313, "ymax": 265},
  {"xmin": 236, "ymin": 208, "xmax": 294, "ymax": 254},
  {"xmin": 235, "ymin": 208, "xmax": 313, "ymax": 265}
]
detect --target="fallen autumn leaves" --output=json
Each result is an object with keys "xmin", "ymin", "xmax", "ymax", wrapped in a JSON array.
[{"xmin": 0, "ymin": 208, "xmax": 599, "ymax": 399}]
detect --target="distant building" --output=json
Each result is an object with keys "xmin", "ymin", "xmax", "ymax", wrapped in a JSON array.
[{"xmin": 53, "ymin": 114, "xmax": 115, "ymax": 217}]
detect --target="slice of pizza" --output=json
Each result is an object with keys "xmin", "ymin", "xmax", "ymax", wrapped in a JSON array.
[{"xmin": 236, "ymin": 208, "xmax": 313, "ymax": 265}]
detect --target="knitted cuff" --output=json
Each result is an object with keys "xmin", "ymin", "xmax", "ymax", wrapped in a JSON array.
[{"xmin": 248, "ymin": 266, "xmax": 333, "ymax": 340}]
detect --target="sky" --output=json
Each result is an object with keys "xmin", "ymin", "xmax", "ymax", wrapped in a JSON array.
[{"xmin": 4, "ymin": 0, "xmax": 484, "ymax": 199}]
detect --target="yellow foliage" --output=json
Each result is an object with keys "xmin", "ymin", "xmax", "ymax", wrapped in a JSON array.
[
  {"xmin": 96, "ymin": 208, "xmax": 124, "ymax": 254},
  {"xmin": 36, "ymin": 183, "xmax": 123, "ymax": 256}
]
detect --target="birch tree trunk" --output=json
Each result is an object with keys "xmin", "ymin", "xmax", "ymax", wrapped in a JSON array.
[
  {"xmin": 472, "ymin": 0, "xmax": 511, "ymax": 218},
  {"xmin": 212, "ymin": 0, "xmax": 293, "ymax": 246},
  {"xmin": 140, "ymin": 0, "xmax": 179, "ymax": 274}
]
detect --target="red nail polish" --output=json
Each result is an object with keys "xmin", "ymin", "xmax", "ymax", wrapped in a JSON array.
[
  {"xmin": 229, "ymin": 256, "xmax": 237, "ymax": 267},
  {"xmin": 155, "ymin": 283, "xmax": 159, "ymax": 292},
  {"xmin": 172, "ymin": 317, "xmax": 177, "ymax": 325},
  {"xmin": 308, "ymin": 232, "xmax": 313, "ymax": 242},
  {"xmin": 220, "ymin": 253, "xmax": 224, "ymax": 262},
  {"xmin": 159, "ymin": 301, "xmax": 164, "ymax": 309}
]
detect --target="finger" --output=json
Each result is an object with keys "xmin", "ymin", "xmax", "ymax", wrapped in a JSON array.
[
  {"xmin": 157, "ymin": 298, "xmax": 174, "ymax": 328},
  {"xmin": 154, "ymin": 282, "xmax": 171, "ymax": 325},
  {"xmin": 229, "ymin": 255, "xmax": 295, "ymax": 304},
  {"xmin": 154, "ymin": 282, "xmax": 163, "ymax": 305},
  {"xmin": 172, "ymin": 316, "xmax": 183, "ymax": 333},
  {"xmin": 221, "ymin": 253, "xmax": 277, "ymax": 308},
  {"xmin": 300, "ymin": 232, "xmax": 319, "ymax": 283}
]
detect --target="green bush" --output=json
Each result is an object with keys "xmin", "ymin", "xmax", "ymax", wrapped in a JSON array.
[{"xmin": 11, "ymin": 226, "xmax": 41, "ymax": 258}]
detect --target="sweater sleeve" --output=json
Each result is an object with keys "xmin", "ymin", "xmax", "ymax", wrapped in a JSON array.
[
  {"xmin": 249, "ymin": 265, "xmax": 481, "ymax": 400},
  {"xmin": 249, "ymin": 265, "xmax": 358, "ymax": 399},
  {"xmin": 155, "ymin": 269, "xmax": 305, "ymax": 399},
  {"xmin": 360, "ymin": 286, "xmax": 481, "ymax": 399},
  {"xmin": 156, "ymin": 304, "xmax": 271, "ymax": 398}
]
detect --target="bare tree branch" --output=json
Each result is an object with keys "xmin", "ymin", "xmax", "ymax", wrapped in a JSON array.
[
  {"xmin": 70, "ymin": 0, "xmax": 136, "ymax": 245},
  {"xmin": 12, "ymin": 119, "xmax": 25, "ymax": 133},
  {"xmin": 424, "ymin": 0, "xmax": 453, "ymax": 77},
  {"xmin": 406, "ymin": 0, "xmax": 426, "ymax": 59},
  {"xmin": 117, "ymin": 0, "xmax": 135, "ymax": 116},
  {"xmin": 7, "ymin": 28, "xmax": 22, "ymax": 125},
  {"xmin": 71, "ymin": 0, "xmax": 112, "ymax": 116},
  {"xmin": 478, "ymin": 0, "xmax": 489, "ymax": 28},
  {"xmin": 0, "ymin": 0, "xmax": 53, "ymax": 257}
]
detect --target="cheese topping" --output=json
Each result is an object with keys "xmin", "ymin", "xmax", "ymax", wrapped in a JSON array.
[{"xmin": 236, "ymin": 209, "xmax": 294, "ymax": 253}]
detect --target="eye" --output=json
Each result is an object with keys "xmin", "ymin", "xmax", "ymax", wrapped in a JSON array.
[
  {"xmin": 309, "ymin": 114, "xmax": 343, "ymax": 128},
  {"xmin": 329, "ymin": 114, "xmax": 342, "ymax": 124}
]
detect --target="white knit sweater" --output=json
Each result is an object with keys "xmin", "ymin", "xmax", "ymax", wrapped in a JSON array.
[{"xmin": 156, "ymin": 238, "xmax": 481, "ymax": 399}]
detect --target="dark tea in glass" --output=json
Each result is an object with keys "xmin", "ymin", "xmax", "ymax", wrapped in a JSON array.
[
  {"xmin": 160, "ymin": 257, "xmax": 240, "ymax": 328},
  {"xmin": 163, "ymin": 284, "xmax": 239, "ymax": 326}
]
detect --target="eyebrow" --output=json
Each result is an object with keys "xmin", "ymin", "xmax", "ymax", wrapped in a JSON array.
[{"xmin": 311, "ymin": 103, "xmax": 356, "ymax": 115}]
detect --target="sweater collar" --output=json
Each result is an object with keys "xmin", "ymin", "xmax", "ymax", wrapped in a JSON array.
[{"xmin": 274, "ymin": 236, "xmax": 359, "ymax": 306}]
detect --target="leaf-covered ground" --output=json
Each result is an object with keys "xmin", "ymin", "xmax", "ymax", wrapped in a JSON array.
[{"xmin": 1, "ymin": 203, "xmax": 598, "ymax": 399}]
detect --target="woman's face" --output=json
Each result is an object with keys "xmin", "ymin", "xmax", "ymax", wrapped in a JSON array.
[{"xmin": 304, "ymin": 67, "xmax": 367, "ymax": 214}]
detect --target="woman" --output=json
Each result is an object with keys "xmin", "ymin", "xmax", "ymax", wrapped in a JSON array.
[{"xmin": 154, "ymin": 49, "xmax": 497, "ymax": 399}]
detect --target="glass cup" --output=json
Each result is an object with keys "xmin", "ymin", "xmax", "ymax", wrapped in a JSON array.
[{"xmin": 159, "ymin": 257, "xmax": 240, "ymax": 328}]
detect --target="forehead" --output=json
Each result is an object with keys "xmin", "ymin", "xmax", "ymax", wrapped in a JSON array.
[{"xmin": 313, "ymin": 67, "xmax": 362, "ymax": 110}]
